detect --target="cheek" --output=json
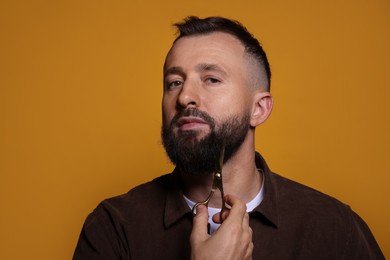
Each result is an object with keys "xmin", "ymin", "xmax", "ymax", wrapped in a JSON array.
[
  {"xmin": 234, "ymin": 91, "xmax": 253, "ymax": 113},
  {"xmin": 162, "ymin": 109, "xmax": 178, "ymax": 131},
  {"xmin": 162, "ymin": 108, "xmax": 172, "ymax": 127},
  {"xmin": 219, "ymin": 95, "xmax": 247, "ymax": 115}
]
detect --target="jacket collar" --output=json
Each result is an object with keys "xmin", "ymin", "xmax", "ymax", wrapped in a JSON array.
[
  {"xmin": 253, "ymin": 152, "xmax": 279, "ymax": 228},
  {"xmin": 164, "ymin": 168, "xmax": 192, "ymax": 228}
]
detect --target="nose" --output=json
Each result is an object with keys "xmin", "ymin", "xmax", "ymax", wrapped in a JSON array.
[{"xmin": 177, "ymin": 80, "xmax": 200, "ymax": 109}]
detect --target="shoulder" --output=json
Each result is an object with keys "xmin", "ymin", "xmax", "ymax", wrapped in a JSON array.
[
  {"xmin": 268, "ymin": 171, "xmax": 350, "ymax": 214},
  {"xmin": 263, "ymin": 171, "xmax": 357, "ymax": 236},
  {"xmin": 263, "ymin": 172, "xmax": 384, "ymax": 258},
  {"xmin": 73, "ymin": 173, "xmax": 181, "ymax": 259},
  {"xmin": 259, "ymin": 171, "xmax": 383, "ymax": 259},
  {"xmin": 269, "ymin": 171, "xmax": 372, "ymax": 245},
  {"xmin": 93, "ymin": 173, "xmax": 176, "ymax": 222},
  {"xmin": 256, "ymin": 152, "xmax": 351, "ymax": 218}
]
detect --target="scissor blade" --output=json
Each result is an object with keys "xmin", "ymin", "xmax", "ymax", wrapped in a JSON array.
[{"xmin": 217, "ymin": 144, "xmax": 225, "ymax": 173}]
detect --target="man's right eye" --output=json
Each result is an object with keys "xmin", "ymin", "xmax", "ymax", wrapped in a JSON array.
[{"xmin": 167, "ymin": 80, "xmax": 183, "ymax": 89}]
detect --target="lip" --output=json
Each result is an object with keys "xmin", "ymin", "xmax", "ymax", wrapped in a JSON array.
[{"xmin": 176, "ymin": 116, "xmax": 209, "ymax": 130}]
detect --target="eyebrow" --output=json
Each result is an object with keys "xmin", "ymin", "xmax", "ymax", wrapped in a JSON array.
[
  {"xmin": 164, "ymin": 63, "xmax": 228, "ymax": 77},
  {"xmin": 164, "ymin": 66, "xmax": 183, "ymax": 77},
  {"xmin": 195, "ymin": 63, "xmax": 228, "ymax": 76}
]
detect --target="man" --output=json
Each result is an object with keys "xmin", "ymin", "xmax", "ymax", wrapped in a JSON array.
[{"xmin": 74, "ymin": 16, "xmax": 384, "ymax": 259}]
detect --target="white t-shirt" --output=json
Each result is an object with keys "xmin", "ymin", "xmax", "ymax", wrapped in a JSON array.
[{"xmin": 184, "ymin": 176, "xmax": 264, "ymax": 234}]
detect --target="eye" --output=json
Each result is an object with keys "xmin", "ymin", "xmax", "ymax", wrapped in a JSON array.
[
  {"xmin": 205, "ymin": 77, "xmax": 221, "ymax": 84},
  {"xmin": 166, "ymin": 80, "xmax": 183, "ymax": 89}
]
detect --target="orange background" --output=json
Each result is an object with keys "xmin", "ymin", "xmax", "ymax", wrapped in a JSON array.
[{"xmin": 1, "ymin": 0, "xmax": 389, "ymax": 259}]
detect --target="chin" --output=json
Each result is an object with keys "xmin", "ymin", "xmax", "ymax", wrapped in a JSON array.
[{"xmin": 177, "ymin": 129, "xmax": 210, "ymax": 141}]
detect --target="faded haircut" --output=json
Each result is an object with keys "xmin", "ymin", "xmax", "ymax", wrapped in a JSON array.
[{"xmin": 173, "ymin": 16, "xmax": 271, "ymax": 91}]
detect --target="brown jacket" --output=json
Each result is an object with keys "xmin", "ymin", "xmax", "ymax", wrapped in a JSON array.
[{"xmin": 74, "ymin": 153, "xmax": 384, "ymax": 259}]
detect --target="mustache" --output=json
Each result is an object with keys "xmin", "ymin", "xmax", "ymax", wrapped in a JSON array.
[{"xmin": 169, "ymin": 108, "xmax": 216, "ymax": 128}]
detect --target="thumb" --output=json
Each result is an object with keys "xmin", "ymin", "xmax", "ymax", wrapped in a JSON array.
[{"xmin": 190, "ymin": 204, "xmax": 209, "ymax": 243}]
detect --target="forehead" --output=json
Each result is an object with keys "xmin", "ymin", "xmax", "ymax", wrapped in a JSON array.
[{"xmin": 164, "ymin": 32, "xmax": 246, "ymax": 70}]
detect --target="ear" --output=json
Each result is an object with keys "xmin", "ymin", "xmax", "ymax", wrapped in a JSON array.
[{"xmin": 250, "ymin": 91, "xmax": 273, "ymax": 127}]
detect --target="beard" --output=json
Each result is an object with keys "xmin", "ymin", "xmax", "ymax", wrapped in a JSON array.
[{"xmin": 161, "ymin": 108, "xmax": 250, "ymax": 175}]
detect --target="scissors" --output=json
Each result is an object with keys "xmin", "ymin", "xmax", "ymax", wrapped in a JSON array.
[{"xmin": 192, "ymin": 145, "xmax": 227, "ymax": 220}]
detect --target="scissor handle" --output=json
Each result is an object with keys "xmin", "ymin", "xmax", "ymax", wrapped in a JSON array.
[{"xmin": 191, "ymin": 189, "xmax": 215, "ymax": 215}]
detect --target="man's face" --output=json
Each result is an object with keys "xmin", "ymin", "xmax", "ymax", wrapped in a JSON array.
[{"xmin": 161, "ymin": 32, "xmax": 254, "ymax": 174}]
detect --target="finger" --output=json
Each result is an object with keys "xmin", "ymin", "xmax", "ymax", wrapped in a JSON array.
[
  {"xmin": 225, "ymin": 194, "xmax": 247, "ymax": 214},
  {"xmin": 242, "ymin": 226, "xmax": 253, "ymax": 259},
  {"xmin": 190, "ymin": 204, "xmax": 209, "ymax": 243},
  {"xmin": 243, "ymin": 241, "xmax": 254, "ymax": 260},
  {"xmin": 243, "ymin": 212, "xmax": 250, "ymax": 228},
  {"xmin": 212, "ymin": 194, "xmax": 244, "ymax": 224},
  {"xmin": 223, "ymin": 195, "xmax": 247, "ymax": 224},
  {"xmin": 211, "ymin": 208, "xmax": 230, "ymax": 224}
]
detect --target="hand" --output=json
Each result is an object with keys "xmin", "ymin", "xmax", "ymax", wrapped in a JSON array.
[{"xmin": 190, "ymin": 195, "xmax": 253, "ymax": 260}]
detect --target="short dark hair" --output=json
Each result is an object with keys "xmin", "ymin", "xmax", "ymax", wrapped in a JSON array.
[{"xmin": 173, "ymin": 16, "xmax": 271, "ymax": 91}]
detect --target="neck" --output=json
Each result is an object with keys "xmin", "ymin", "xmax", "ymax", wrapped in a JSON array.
[{"xmin": 180, "ymin": 132, "xmax": 261, "ymax": 208}]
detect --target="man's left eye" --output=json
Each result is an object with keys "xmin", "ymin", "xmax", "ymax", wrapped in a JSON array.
[{"xmin": 206, "ymin": 78, "xmax": 220, "ymax": 84}]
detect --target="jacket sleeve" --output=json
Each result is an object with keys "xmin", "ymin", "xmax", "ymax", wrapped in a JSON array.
[
  {"xmin": 73, "ymin": 204, "xmax": 129, "ymax": 260},
  {"xmin": 342, "ymin": 209, "xmax": 384, "ymax": 260}
]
